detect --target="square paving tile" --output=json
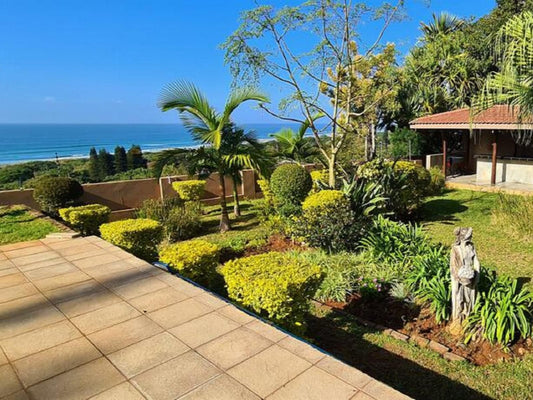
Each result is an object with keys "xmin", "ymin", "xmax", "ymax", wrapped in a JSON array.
[
  {"xmin": 32, "ymin": 270, "xmax": 91, "ymax": 292},
  {"xmin": 4, "ymin": 245, "xmax": 49, "ymax": 259},
  {"xmin": 228, "ymin": 345, "xmax": 311, "ymax": 398},
  {"xmin": 277, "ymin": 336, "xmax": 326, "ymax": 364},
  {"xmin": 132, "ymin": 351, "xmax": 220, "ymax": 400},
  {"xmin": 217, "ymin": 305, "xmax": 255, "ymax": 325},
  {"xmin": 316, "ymin": 356, "xmax": 372, "ymax": 389},
  {"xmin": 88, "ymin": 382, "xmax": 145, "ymax": 400},
  {"xmin": 0, "ymin": 293, "xmax": 49, "ymax": 317},
  {"xmin": 0, "ymin": 267, "xmax": 18, "ymax": 277},
  {"xmin": 72, "ymin": 253, "xmax": 121, "ymax": 269},
  {"xmin": 1, "ymin": 390, "xmax": 29, "ymax": 400},
  {"xmin": 351, "ymin": 392, "xmax": 376, "ymax": 400},
  {"xmin": 129, "ymin": 286, "xmax": 189, "ymax": 313},
  {"xmin": 55, "ymin": 289, "xmax": 122, "ymax": 318},
  {"xmin": 179, "ymin": 374, "xmax": 260, "ymax": 400},
  {"xmin": 112, "ymin": 276, "xmax": 168, "ymax": 300},
  {"xmin": 43, "ymin": 280, "xmax": 105, "ymax": 304},
  {"xmin": 266, "ymin": 366, "xmax": 357, "ymax": 400},
  {"xmin": 64, "ymin": 248, "xmax": 109, "ymax": 262},
  {"xmin": 0, "ymin": 260, "xmax": 15, "ymax": 271},
  {"xmin": 362, "ymin": 379, "xmax": 411, "ymax": 400},
  {"xmin": 55, "ymin": 243, "xmax": 101, "ymax": 257},
  {"xmin": 0, "ymin": 283, "xmax": 38, "ymax": 304},
  {"xmin": 27, "ymin": 357, "xmax": 125, "ymax": 400},
  {"xmin": 13, "ymin": 337, "xmax": 100, "ymax": 387},
  {"xmin": 169, "ymin": 312, "xmax": 240, "ymax": 348},
  {"xmin": 147, "ymin": 298, "xmax": 213, "ymax": 329},
  {"xmin": 0, "ymin": 303, "xmax": 65, "ymax": 340},
  {"xmin": 0, "ymin": 364, "xmax": 22, "ymax": 397},
  {"xmin": 0, "ymin": 273, "xmax": 28, "ymax": 289},
  {"xmin": 108, "ymin": 332, "xmax": 189, "ymax": 377},
  {"xmin": 24, "ymin": 263, "xmax": 78, "ymax": 281},
  {"xmin": 17, "ymin": 257, "xmax": 66, "ymax": 272},
  {"xmin": 70, "ymin": 301, "xmax": 140, "ymax": 335},
  {"xmin": 87, "ymin": 315, "xmax": 163, "ymax": 354},
  {"xmin": 1, "ymin": 320, "xmax": 81, "ymax": 360},
  {"xmin": 194, "ymin": 292, "xmax": 228, "ymax": 309},
  {"xmin": 246, "ymin": 320, "xmax": 287, "ymax": 343},
  {"xmin": 83, "ymin": 260, "xmax": 137, "ymax": 279},
  {"xmin": 197, "ymin": 327, "xmax": 273, "ymax": 370},
  {"xmin": 10, "ymin": 251, "xmax": 60, "ymax": 267}
]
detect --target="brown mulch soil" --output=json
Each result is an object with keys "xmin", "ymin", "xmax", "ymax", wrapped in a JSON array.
[
  {"xmin": 325, "ymin": 295, "xmax": 533, "ymax": 366},
  {"xmin": 244, "ymin": 234, "xmax": 304, "ymax": 256}
]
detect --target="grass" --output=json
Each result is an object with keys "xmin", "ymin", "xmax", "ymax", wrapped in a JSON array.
[
  {"xmin": 0, "ymin": 205, "xmax": 59, "ymax": 245},
  {"xmin": 307, "ymin": 307, "xmax": 533, "ymax": 400},
  {"xmin": 419, "ymin": 189, "xmax": 533, "ymax": 279}
]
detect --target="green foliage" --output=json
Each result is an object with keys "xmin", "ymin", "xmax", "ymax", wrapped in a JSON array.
[
  {"xmin": 32, "ymin": 176, "xmax": 84, "ymax": 216},
  {"xmin": 136, "ymin": 197, "xmax": 201, "ymax": 242},
  {"xmin": 98, "ymin": 148, "xmax": 114, "ymax": 178},
  {"xmin": 0, "ymin": 161, "xmax": 57, "ymax": 189},
  {"xmin": 416, "ymin": 273, "xmax": 451, "ymax": 323},
  {"xmin": 88, "ymin": 147, "xmax": 100, "ymax": 182},
  {"xmin": 492, "ymin": 193, "xmax": 533, "ymax": 242},
  {"xmin": 388, "ymin": 129, "xmax": 426, "ymax": 158},
  {"xmin": 257, "ymin": 179, "xmax": 275, "ymax": 216},
  {"xmin": 100, "ymin": 218, "xmax": 163, "ymax": 261},
  {"xmin": 220, "ymin": 252, "xmax": 322, "ymax": 333},
  {"xmin": 127, "ymin": 145, "xmax": 146, "ymax": 170},
  {"xmin": 159, "ymin": 239, "xmax": 219, "ymax": 285},
  {"xmin": 114, "ymin": 146, "xmax": 128, "ymax": 173},
  {"xmin": 310, "ymin": 169, "xmax": 329, "ymax": 192},
  {"xmin": 59, "ymin": 204, "xmax": 111, "ymax": 236},
  {"xmin": 102, "ymin": 168, "xmax": 153, "ymax": 182},
  {"xmin": 292, "ymin": 190, "xmax": 356, "ymax": 252},
  {"xmin": 172, "ymin": 180, "xmax": 205, "ymax": 202},
  {"xmin": 355, "ymin": 277, "xmax": 388, "ymax": 299},
  {"xmin": 299, "ymin": 251, "xmax": 363, "ymax": 303},
  {"xmin": 428, "ymin": 166, "xmax": 446, "ymax": 195},
  {"xmin": 270, "ymin": 164, "xmax": 312, "ymax": 215},
  {"xmin": 465, "ymin": 276, "xmax": 533, "ymax": 345}
]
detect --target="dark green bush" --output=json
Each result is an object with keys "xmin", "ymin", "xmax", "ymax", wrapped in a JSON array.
[
  {"xmin": 270, "ymin": 164, "xmax": 312, "ymax": 215},
  {"xmin": 292, "ymin": 190, "xmax": 357, "ymax": 252},
  {"xmin": 32, "ymin": 176, "xmax": 84, "ymax": 216},
  {"xmin": 428, "ymin": 166, "xmax": 445, "ymax": 195}
]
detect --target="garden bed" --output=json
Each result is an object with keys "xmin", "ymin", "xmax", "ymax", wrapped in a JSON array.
[{"xmin": 324, "ymin": 294, "xmax": 533, "ymax": 366}]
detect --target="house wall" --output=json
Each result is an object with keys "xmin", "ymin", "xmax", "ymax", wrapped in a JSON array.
[{"xmin": 477, "ymin": 158, "xmax": 533, "ymax": 184}]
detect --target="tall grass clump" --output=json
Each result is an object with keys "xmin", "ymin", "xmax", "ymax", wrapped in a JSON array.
[{"xmin": 492, "ymin": 193, "xmax": 533, "ymax": 242}]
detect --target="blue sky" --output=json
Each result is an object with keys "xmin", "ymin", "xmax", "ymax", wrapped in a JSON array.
[{"xmin": 0, "ymin": 0, "xmax": 495, "ymax": 124}]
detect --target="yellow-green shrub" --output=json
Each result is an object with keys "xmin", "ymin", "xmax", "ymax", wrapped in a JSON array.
[
  {"xmin": 159, "ymin": 239, "xmax": 219, "ymax": 285},
  {"xmin": 310, "ymin": 169, "xmax": 329, "ymax": 192},
  {"xmin": 220, "ymin": 252, "xmax": 322, "ymax": 333},
  {"xmin": 100, "ymin": 218, "xmax": 163, "ymax": 261},
  {"xmin": 59, "ymin": 204, "xmax": 111, "ymax": 236},
  {"xmin": 172, "ymin": 180, "xmax": 206, "ymax": 202}
]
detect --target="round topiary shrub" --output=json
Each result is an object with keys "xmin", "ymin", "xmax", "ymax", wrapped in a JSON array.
[
  {"xmin": 32, "ymin": 176, "xmax": 84, "ymax": 216},
  {"xmin": 270, "ymin": 164, "xmax": 312, "ymax": 214},
  {"xmin": 59, "ymin": 204, "xmax": 111, "ymax": 236},
  {"xmin": 171, "ymin": 180, "xmax": 206, "ymax": 202},
  {"xmin": 100, "ymin": 218, "xmax": 163, "ymax": 261},
  {"xmin": 292, "ymin": 190, "xmax": 356, "ymax": 252},
  {"xmin": 159, "ymin": 239, "xmax": 219, "ymax": 285}
]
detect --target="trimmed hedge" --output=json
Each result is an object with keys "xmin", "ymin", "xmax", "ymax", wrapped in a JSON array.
[
  {"xmin": 172, "ymin": 180, "xmax": 205, "ymax": 202},
  {"xmin": 220, "ymin": 252, "xmax": 322, "ymax": 333},
  {"xmin": 32, "ymin": 176, "xmax": 84, "ymax": 216},
  {"xmin": 159, "ymin": 239, "xmax": 219, "ymax": 285},
  {"xmin": 59, "ymin": 204, "xmax": 111, "ymax": 236},
  {"xmin": 100, "ymin": 218, "xmax": 163, "ymax": 261},
  {"xmin": 270, "ymin": 164, "xmax": 312, "ymax": 215}
]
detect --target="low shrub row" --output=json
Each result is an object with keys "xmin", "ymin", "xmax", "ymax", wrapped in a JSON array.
[{"xmin": 59, "ymin": 204, "xmax": 111, "ymax": 236}]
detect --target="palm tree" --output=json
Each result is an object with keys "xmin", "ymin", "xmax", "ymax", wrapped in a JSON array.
[
  {"xmin": 270, "ymin": 116, "xmax": 322, "ymax": 163},
  {"xmin": 157, "ymin": 82, "xmax": 269, "ymax": 231},
  {"xmin": 420, "ymin": 12, "xmax": 465, "ymax": 41},
  {"xmin": 476, "ymin": 11, "xmax": 533, "ymax": 145}
]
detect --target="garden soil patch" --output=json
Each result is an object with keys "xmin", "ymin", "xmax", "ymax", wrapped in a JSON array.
[{"xmin": 325, "ymin": 296, "xmax": 532, "ymax": 366}]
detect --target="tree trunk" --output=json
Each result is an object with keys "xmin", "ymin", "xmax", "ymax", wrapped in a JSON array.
[
  {"xmin": 218, "ymin": 174, "xmax": 230, "ymax": 232},
  {"xmin": 328, "ymin": 154, "xmax": 336, "ymax": 188},
  {"xmin": 370, "ymin": 123, "xmax": 376, "ymax": 160},
  {"xmin": 232, "ymin": 178, "xmax": 241, "ymax": 217}
]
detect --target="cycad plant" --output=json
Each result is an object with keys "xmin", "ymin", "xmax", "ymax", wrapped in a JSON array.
[
  {"xmin": 157, "ymin": 82, "xmax": 269, "ymax": 231},
  {"xmin": 420, "ymin": 12, "xmax": 465, "ymax": 41}
]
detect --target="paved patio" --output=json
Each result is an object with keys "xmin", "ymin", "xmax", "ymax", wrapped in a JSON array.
[
  {"xmin": 447, "ymin": 174, "xmax": 533, "ymax": 195},
  {"xmin": 0, "ymin": 235, "xmax": 411, "ymax": 400}
]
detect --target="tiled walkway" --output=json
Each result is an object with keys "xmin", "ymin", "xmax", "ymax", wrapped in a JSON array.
[{"xmin": 0, "ymin": 236, "xmax": 411, "ymax": 400}]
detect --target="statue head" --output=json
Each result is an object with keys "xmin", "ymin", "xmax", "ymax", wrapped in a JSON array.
[{"xmin": 454, "ymin": 227, "xmax": 473, "ymax": 245}]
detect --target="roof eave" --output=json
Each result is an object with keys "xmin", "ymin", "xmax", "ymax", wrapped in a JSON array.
[{"xmin": 410, "ymin": 123, "xmax": 533, "ymax": 131}]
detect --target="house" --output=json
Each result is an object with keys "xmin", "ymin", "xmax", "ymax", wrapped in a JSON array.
[{"xmin": 410, "ymin": 105, "xmax": 533, "ymax": 186}]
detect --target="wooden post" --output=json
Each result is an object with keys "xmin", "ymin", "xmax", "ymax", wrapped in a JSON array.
[
  {"xmin": 442, "ymin": 138, "xmax": 447, "ymax": 176},
  {"xmin": 491, "ymin": 140, "xmax": 497, "ymax": 186}
]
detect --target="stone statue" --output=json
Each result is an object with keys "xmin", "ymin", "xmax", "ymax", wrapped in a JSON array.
[{"xmin": 450, "ymin": 227, "xmax": 480, "ymax": 329}]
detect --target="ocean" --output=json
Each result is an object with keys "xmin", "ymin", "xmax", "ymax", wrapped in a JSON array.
[{"xmin": 0, "ymin": 123, "xmax": 293, "ymax": 165}]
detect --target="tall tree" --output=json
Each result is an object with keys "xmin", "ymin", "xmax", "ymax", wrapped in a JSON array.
[
  {"xmin": 157, "ymin": 82, "xmax": 269, "ymax": 232},
  {"xmin": 88, "ymin": 147, "xmax": 100, "ymax": 182},
  {"xmin": 114, "ymin": 146, "xmax": 127, "ymax": 173},
  {"xmin": 97, "ymin": 149, "xmax": 114, "ymax": 178},
  {"xmin": 420, "ymin": 12, "xmax": 465, "ymax": 40},
  {"xmin": 127, "ymin": 145, "xmax": 146, "ymax": 170},
  {"xmin": 222, "ymin": 0, "xmax": 405, "ymax": 186}
]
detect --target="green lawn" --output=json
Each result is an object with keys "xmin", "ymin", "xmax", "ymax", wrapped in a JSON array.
[
  {"xmin": 0, "ymin": 206, "xmax": 59, "ymax": 245},
  {"xmin": 419, "ymin": 189, "xmax": 533, "ymax": 279}
]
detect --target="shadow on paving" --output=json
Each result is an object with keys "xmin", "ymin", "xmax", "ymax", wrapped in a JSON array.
[{"xmin": 306, "ymin": 313, "xmax": 492, "ymax": 400}]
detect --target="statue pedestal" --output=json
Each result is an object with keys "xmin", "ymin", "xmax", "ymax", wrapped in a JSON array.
[{"xmin": 447, "ymin": 319, "xmax": 463, "ymax": 336}]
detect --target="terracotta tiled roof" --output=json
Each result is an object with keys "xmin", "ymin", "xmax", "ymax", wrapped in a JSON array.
[{"xmin": 410, "ymin": 105, "xmax": 532, "ymax": 130}]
